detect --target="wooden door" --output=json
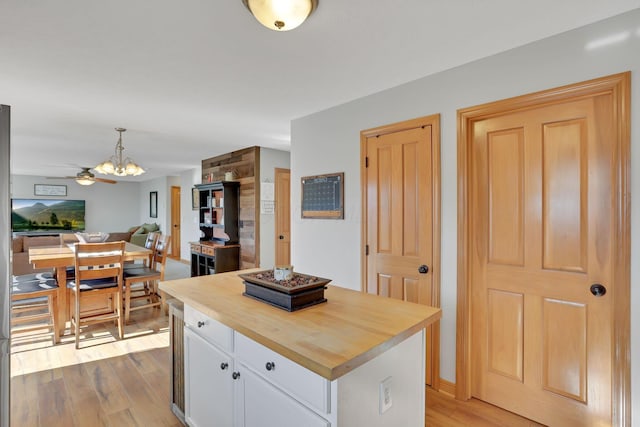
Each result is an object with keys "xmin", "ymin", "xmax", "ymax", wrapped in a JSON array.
[
  {"xmin": 171, "ymin": 186, "xmax": 181, "ymax": 259},
  {"xmin": 275, "ymin": 168, "xmax": 291, "ymax": 266},
  {"xmin": 362, "ymin": 115, "xmax": 441, "ymax": 386},
  {"xmin": 458, "ymin": 74, "xmax": 630, "ymax": 426}
]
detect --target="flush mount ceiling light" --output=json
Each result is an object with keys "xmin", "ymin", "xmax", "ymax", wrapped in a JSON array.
[
  {"xmin": 242, "ymin": 0, "xmax": 318, "ymax": 31},
  {"xmin": 95, "ymin": 128, "xmax": 145, "ymax": 177}
]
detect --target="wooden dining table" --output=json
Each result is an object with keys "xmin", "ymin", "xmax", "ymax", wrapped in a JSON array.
[{"xmin": 28, "ymin": 242, "xmax": 152, "ymax": 337}]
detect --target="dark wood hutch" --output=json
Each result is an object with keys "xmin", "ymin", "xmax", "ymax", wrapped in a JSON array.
[{"xmin": 190, "ymin": 181, "xmax": 240, "ymax": 276}]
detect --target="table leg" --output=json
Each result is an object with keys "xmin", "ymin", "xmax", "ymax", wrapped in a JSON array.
[{"xmin": 54, "ymin": 267, "xmax": 68, "ymax": 337}]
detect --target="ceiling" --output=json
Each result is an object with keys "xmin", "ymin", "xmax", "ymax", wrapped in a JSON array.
[{"xmin": 2, "ymin": 1, "xmax": 638, "ymax": 182}]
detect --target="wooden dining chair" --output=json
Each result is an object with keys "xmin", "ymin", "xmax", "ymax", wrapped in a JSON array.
[
  {"xmin": 123, "ymin": 234, "xmax": 171, "ymax": 323},
  {"xmin": 68, "ymin": 241, "xmax": 125, "ymax": 348},
  {"xmin": 59, "ymin": 233, "xmax": 79, "ymax": 279},
  {"xmin": 11, "ymin": 272, "xmax": 60, "ymax": 344},
  {"xmin": 125, "ymin": 231, "xmax": 160, "ymax": 269}
]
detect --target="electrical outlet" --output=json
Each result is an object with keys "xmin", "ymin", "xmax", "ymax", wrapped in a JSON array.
[{"xmin": 379, "ymin": 376, "xmax": 393, "ymax": 414}]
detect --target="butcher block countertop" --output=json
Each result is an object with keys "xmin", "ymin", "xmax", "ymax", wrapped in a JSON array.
[{"xmin": 159, "ymin": 269, "xmax": 441, "ymax": 381}]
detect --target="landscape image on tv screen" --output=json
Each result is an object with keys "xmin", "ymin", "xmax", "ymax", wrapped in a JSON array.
[{"xmin": 11, "ymin": 199, "xmax": 85, "ymax": 232}]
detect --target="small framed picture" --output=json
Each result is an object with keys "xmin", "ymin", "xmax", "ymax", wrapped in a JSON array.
[
  {"xmin": 34, "ymin": 184, "xmax": 67, "ymax": 196},
  {"xmin": 150, "ymin": 191, "xmax": 158, "ymax": 218}
]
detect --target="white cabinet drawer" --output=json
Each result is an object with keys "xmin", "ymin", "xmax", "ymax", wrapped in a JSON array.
[
  {"xmin": 184, "ymin": 304, "xmax": 233, "ymax": 352},
  {"xmin": 235, "ymin": 332, "xmax": 330, "ymax": 414},
  {"xmin": 239, "ymin": 365, "xmax": 330, "ymax": 427}
]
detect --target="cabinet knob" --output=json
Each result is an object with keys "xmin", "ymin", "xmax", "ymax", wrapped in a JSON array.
[
  {"xmin": 197, "ymin": 321, "xmax": 205, "ymax": 328},
  {"xmin": 279, "ymin": 235, "xmax": 284, "ymax": 240},
  {"xmin": 220, "ymin": 362, "xmax": 228, "ymax": 370},
  {"xmin": 265, "ymin": 361, "xmax": 276, "ymax": 371},
  {"xmin": 232, "ymin": 372, "xmax": 241, "ymax": 380}
]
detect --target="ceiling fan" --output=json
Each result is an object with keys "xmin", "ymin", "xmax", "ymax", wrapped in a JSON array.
[{"xmin": 47, "ymin": 167, "xmax": 117, "ymax": 186}]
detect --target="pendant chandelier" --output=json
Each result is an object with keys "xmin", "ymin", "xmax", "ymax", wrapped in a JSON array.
[
  {"xmin": 95, "ymin": 128, "xmax": 145, "ymax": 177},
  {"xmin": 242, "ymin": 0, "xmax": 318, "ymax": 31}
]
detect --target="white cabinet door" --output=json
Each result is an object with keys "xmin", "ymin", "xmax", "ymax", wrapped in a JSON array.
[
  {"xmin": 238, "ymin": 365, "xmax": 330, "ymax": 427},
  {"xmin": 185, "ymin": 327, "xmax": 234, "ymax": 427}
]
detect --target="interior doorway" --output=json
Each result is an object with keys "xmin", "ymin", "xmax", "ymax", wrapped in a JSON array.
[
  {"xmin": 456, "ymin": 73, "xmax": 630, "ymax": 426},
  {"xmin": 170, "ymin": 186, "xmax": 181, "ymax": 260},
  {"xmin": 274, "ymin": 168, "xmax": 291, "ymax": 266},
  {"xmin": 361, "ymin": 114, "xmax": 441, "ymax": 387}
]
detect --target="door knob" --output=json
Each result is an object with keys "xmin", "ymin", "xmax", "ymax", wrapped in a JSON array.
[
  {"xmin": 590, "ymin": 284, "xmax": 606, "ymax": 297},
  {"xmin": 279, "ymin": 235, "xmax": 284, "ymax": 240},
  {"xmin": 418, "ymin": 265, "xmax": 429, "ymax": 274}
]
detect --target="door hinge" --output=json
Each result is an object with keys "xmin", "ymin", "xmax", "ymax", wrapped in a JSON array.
[
  {"xmin": 365, "ymin": 157, "xmax": 369, "ymax": 168},
  {"xmin": 365, "ymin": 244, "xmax": 369, "ymax": 256}
]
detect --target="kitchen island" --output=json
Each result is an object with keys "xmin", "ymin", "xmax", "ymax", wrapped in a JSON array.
[{"xmin": 160, "ymin": 269, "xmax": 441, "ymax": 427}]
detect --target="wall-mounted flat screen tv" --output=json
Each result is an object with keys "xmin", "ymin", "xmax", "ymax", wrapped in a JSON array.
[{"xmin": 11, "ymin": 199, "xmax": 85, "ymax": 232}]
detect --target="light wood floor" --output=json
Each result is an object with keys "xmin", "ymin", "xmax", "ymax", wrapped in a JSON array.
[
  {"xmin": 10, "ymin": 307, "xmax": 181, "ymax": 427},
  {"xmin": 425, "ymin": 388, "xmax": 544, "ymax": 427},
  {"xmin": 10, "ymin": 308, "xmax": 543, "ymax": 427}
]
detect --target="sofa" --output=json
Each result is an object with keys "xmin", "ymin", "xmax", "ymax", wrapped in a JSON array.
[
  {"xmin": 11, "ymin": 231, "xmax": 133, "ymax": 276},
  {"xmin": 128, "ymin": 223, "xmax": 160, "ymax": 247}
]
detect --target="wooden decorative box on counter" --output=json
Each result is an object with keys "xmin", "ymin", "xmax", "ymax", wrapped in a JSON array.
[{"xmin": 239, "ymin": 270, "xmax": 331, "ymax": 312}]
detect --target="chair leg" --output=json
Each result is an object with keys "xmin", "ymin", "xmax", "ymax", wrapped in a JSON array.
[
  {"xmin": 125, "ymin": 283, "xmax": 131, "ymax": 324},
  {"xmin": 74, "ymin": 290, "xmax": 81, "ymax": 349},
  {"xmin": 159, "ymin": 290, "xmax": 169, "ymax": 315},
  {"xmin": 150, "ymin": 280, "xmax": 159, "ymax": 305},
  {"xmin": 50, "ymin": 292, "xmax": 60, "ymax": 344},
  {"xmin": 69, "ymin": 292, "xmax": 76, "ymax": 335},
  {"xmin": 117, "ymin": 290, "xmax": 124, "ymax": 339},
  {"xmin": 75, "ymin": 315, "xmax": 80, "ymax": 348}
]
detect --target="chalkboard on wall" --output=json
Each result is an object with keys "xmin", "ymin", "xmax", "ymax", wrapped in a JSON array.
[{"xmin": 301, "ymin": 172, "xmax": 344, "ymax": 219}]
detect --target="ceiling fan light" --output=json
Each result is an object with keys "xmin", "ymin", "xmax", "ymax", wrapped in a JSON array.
[
  {"xmin": 243, "ymin": 0, "xmax": 317, "ymax": 31},
  {"xmin": 76, "ymin": 177, "xmax": 95, "ymax": 186}
]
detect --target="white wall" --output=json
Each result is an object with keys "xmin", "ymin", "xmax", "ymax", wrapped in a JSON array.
[
  {"xmin": 180, "ymin": 168, "xmax": 201, "ymax": 261},
  {"xmin": 139, "ymin": 176, "xmax": 169, "ymax": 232},
  {"xmin": 10, "ymin": 174, "xmax": 140, "ymax": 232},
  {"xmin": 291, "ymin": 8, "xmax": 640, "ymax": 408},
  {"xmin": 259, "ymin": 148, "xmax": 290, "ymax": 268}
]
